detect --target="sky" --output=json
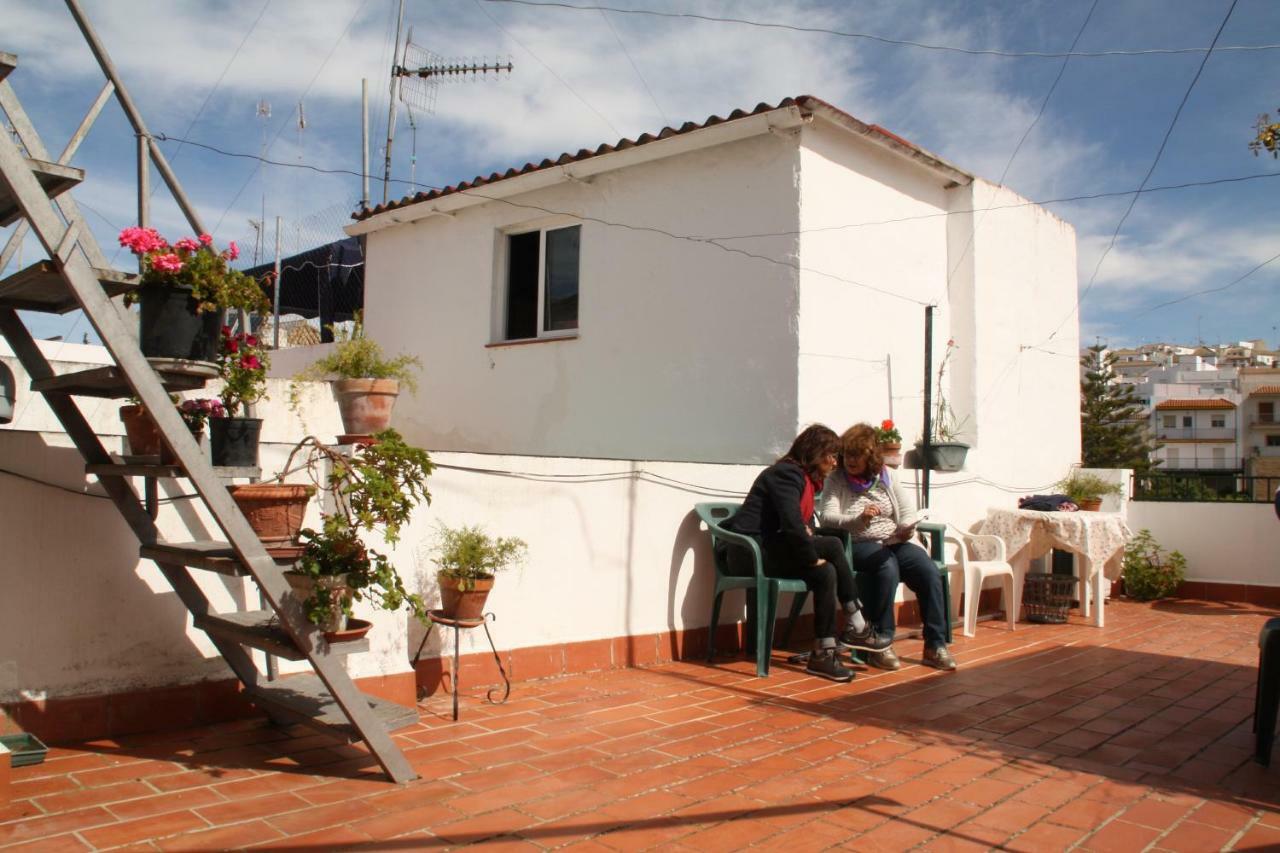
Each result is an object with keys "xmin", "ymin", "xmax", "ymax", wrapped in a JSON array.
[{"xmin": 3, "ymin": 0, "xmax": 1279, "ymax": 349}]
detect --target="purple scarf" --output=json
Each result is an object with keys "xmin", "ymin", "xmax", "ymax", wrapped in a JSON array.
[{"xmin": 843, "ymin": 467, "xmax": 889, "ymax": 494}]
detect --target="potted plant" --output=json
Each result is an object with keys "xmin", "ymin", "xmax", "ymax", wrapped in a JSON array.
[
  {"xmin": 210, "ymin": 326, "xmax": 268, "ymax": 467},
  {"xmin": 917, "ymin": 338, "xmax": 970, "ymax": 472},
  {"xmin": 874, "ymin": 418, "xmax": 903, "ymax": 467},
  {"xmin": 279, "ymin": 429, "xmax": 435, "ymax": 630},
  {"xmin": 118, "ymin": 228, "xmax": 270, "ymax": 362},
  {"xmin": 119, "ymin": 398, "xmax": 161, "ymax": 457},
  {"xmin": 1057, "ymin": 471, "xmax": 1123, "ymax": 511},
  {"xmin": 432, "ymin": 523, "xmax": 527, "ymax": 620},
  {"xmin": 1121, "ymin": 529, "xmax": 1186, "ymax": 600},
  {"xmin": 293, "ymin": 314, "xmax": 420, "ymax": 441},
  {"xmin": 154, "ymin": 397, "xmax": 223, "ymax": 464}
]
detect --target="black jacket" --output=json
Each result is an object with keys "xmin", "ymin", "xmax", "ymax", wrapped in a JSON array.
[{"xmin": 725, "ymin": 460, "xmax": 818, "ymax": 566}]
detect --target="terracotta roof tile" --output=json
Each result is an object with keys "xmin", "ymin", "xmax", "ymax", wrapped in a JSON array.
[
  {"xmin": 1250, "ymin": 385, "xmax": 1280, "ymax": 395},
  {"xmin": 1153, "ymin": 398, "xmax": 1236, "ymax": 410},
  {"xmin": 352, "ymin": 95, "xmax": 963, "ymax": 222}
]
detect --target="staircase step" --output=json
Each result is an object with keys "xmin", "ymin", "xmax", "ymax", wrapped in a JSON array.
[
  {"xmin": 0, "ymin": 157, "xmax": 83, "ymax": 228},
  {"xmin": 141, "ymin": 540, "xmax": 247, "ymax": 576},
  {"xmin": 31, "ymin": 359, "xmax": 217, "ymax": 398},
  {"xmin": 87, "ymin": 461, "xmax": 260, "ymax": 480},
  {"xmin": 0, "ymin": 260, "xmax": 138, "ymax": 314},
  {"xmin": 194, "ymin": 610, "xmax": 369, "ymax": 661},
  {"xmin": 0, "ymin": 52, "xmax": 15, "ymax": 83},
  {"xmin": 246, "ymin": 674, "xmax": 419, "ymax": 742}
]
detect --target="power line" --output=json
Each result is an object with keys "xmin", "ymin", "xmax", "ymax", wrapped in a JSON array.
[
  {"xmin": 597, "ymin": 6, "xmax": 669, "ymax": 128},
  {"xmin": 211, "ymin": 0, "xmax": 373, "ymax": 236},
  {"xmin": 149, "ymin": 132, "xmax": 1280, "ymax": 236},
  {"xmin": 471, "ymin": 0, "xmax": 623, "ymax": 138},
  {"xmin": 1045, "ymin": 0, "xmax": 1239, "ymax": 344},
  {"xmin": 945, "ymin": 0, "xmax": 1098, "ymax": 301},
  {"xmin": 1126, "ymin": 249, "xmax": 1280, "ymax": 319},
  {"xmin": 481, "ymin": 0, "xmax": 1280, "ymax": 59}
]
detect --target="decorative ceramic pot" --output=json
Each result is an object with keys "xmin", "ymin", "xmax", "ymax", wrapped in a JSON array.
[
  {"xmin": 227, "ymin": 483, "xmax": 315, "ymax": 552},
  {"xmin": 437, "ymin": 573, "xmax": 494, "ymax": 621},
  {"xmin": 333, "ymin": 378, "xmax": 399, "ymax": 437}
]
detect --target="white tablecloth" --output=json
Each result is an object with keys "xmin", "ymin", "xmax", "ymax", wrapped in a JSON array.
[{"xmin": 977, "ymin": 507, "xmax": 1132, "ymax": 627}]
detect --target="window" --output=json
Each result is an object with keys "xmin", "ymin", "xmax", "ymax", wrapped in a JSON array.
[
  {"xmin": 1211, "ymin": 415, "xmax": 1225, "ymax": 428},
  {"xmin": 1182, "ymin": 416, "xmax": 1192, "ymax": 428},
  {"xmin": 1262, "ymin": 402, "xmax": 1276, "ymax": 424},
  {"xmin": 502, "ymin": 224, "xmax": 580, "ymax": 341},
  {"xmin": 1162, "ymin": 415, "xmax": 1176, "ymax": 429},
  {"xmin": 1166, "ymin": 447, "xmax": 1180, "ymax": 466},
  {"xmin": 1268, "ymin": 436, "xmax": 1280, "ymax": 447}
]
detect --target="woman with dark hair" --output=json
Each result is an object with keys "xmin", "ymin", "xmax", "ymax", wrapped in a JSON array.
[
  {"xmin": 724, "ymin": 424, "xmax": 886, "ymax": 682},
  {"xmin": 820, "ymin": 423, "xmax": 956, "ymax": 672}
]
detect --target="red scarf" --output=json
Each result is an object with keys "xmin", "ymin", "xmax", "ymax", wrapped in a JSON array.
[{"xmin": 799, "ymin": 476, "xmax": 815, "ymax": 524}]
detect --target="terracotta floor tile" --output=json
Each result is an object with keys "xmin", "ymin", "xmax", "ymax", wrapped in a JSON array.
[
  {"xmin": 1004, "ymin": 820, "xmax": 1088, "ymax": 851},
  {"xmin": 1122, "ymin": 796, "xmax": 1197, "ymax": 830},
  {"xmin": 1156, "ymin": 818, "xmax": 1238, "ymax": 852},
  {"xmin": 154, "ymin": 818, "xmax": 285, "ymax": 850},
  {"xmin": 1080, "ymin": 819, "xmax": 1162, "ymax": 852},
  {"xmin": 951, "ymin": 777, "xmax": 1021, "ymax": 807},
  {"xmin": 79, "ymin": 809, "xmax": 208, "ymax": 849}
]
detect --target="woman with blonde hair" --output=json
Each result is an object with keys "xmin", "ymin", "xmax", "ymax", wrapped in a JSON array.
[{"xmin": 820, "ymin": 423, "xmax": 955, "ymax": 671}]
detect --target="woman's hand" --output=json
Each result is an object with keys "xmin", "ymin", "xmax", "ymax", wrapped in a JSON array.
[{"xmin": 861, "ymin": 505, "xmax": 881, "ymax": 520}]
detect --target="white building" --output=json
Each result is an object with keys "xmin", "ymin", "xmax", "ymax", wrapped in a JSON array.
[{"xmin": 1151, "ymin": 398, "xmax": 1239, "ymax": 472}]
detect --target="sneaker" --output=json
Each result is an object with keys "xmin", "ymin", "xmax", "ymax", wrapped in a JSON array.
[
  {"xmin": 806, "ymin": 649, "xmax": 854, "ymax": 682},
  {"xmin": 867, "ymin": 648, "xmax": 902, "ymax": 671},
  {"xmin": 923, "ymin": 645, "xmax": 957, "ymax": 671},
  {"xmin": 839, "ymin": 625, "xmax": 893, "ymax": 653}
]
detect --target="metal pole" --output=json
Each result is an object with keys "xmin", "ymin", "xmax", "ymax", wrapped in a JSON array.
[
  {"xmin": 361, "ymin": 79, "xmax": 370, "ymax": 211},
  {"xmin": 382, "ymin": 0, "xmax": 406, "ymax": 203},
  {"xmin": 885, "ymin": 353, "xmax": 893, "ymax": 422},
  {"xmin": 922, "ymin": 305, "xmax": 934, "ymax": 509},
  {"xmin": 64, "ymin": 0, "xmax": 208, "ymax": 235},
  {"xmin": 272, "ymin": 216, "xmax": 282, "ymax": 349},
  {"xmin": 136, "ymin": 134, "xmax": 148, "ymax": 277}
]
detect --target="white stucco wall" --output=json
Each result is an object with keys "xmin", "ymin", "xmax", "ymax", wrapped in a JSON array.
[
  {"xmin": 1128, "ymin": 500, "xmax": 1280, "ymax": 586},
  {"xmin": 362, "ymin": 131, "xmax": 803, "ymax": 465}
]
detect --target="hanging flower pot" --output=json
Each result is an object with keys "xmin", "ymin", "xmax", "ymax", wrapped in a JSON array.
[
  {"xmin": 228, "ymin": 483, "xmax": 315, "ymax": 553},
  {"xmin": 333, "ymin": 378, "xmax": 400, "ymax": 437},
  {"xmin": 137, "ymin": 285, "xmax": 220, "ymax": 361},
  {"xmin": 916, "ymin": 441, "xmax": 969, "ymax": 472},
  {"xmin": 210, "ymin": 417, "xmax": 263, "ymax": 467},
  {"xmin": 119, "ymin": 404, "xmax": 161, "ymax": 457}
]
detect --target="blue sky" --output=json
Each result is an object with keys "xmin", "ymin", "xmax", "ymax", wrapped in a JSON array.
[{"xmin": 4, "ymin": 0, "xmax": 1279, "ymax": 349}]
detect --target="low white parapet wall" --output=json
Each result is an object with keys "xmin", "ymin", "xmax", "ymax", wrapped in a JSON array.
[{"xmin": 1127, "ymin": 499, "xmax": 1280, "ymax": 587}]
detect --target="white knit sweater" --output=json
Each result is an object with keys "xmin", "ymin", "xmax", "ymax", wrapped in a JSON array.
[{"xmin": 820, "ymin": 467, "xmax": 921, "ymax": 543}]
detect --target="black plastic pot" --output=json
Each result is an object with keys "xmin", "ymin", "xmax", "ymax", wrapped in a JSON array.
[
  {"xmin": 915, "ymin": 442, "xmax": 969, "ymax": 472},
  {"xmin": 210, "ymin": 417, "xmax": 262, "ymax": 467},
  {"xmin": 138, "ymin": 286, "xmax": 220, "ymax": 361}
]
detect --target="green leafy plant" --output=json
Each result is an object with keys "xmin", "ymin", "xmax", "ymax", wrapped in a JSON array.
[
  {"xmin": 432, "ymin": 523, "xmax": 527, "ymax": 591},
  {"xmin": 216, "ymin": 326, "xmax": 269, "ymax": 416},
  {"xmin": 279, "ymin": 429, "xmax": 435, "ymax": 625},
  {"xmin": 1121, "ymin": 528, "xmax": 1186, "ymax": 601},
  {"xmin": 1057, "ymin": 471, "xmax": 1124, "ymax": 504},
  {"xmin": 875, "ymin": 419, "xmax": 902, "ymax": 445},
  {"xmin": 294, "ymin": 314, "xmax": 420, "ymax": 389},
  {"xmin": 118, "ymin": 227, "xmax": 270, "ymax": 314},
  {"xmin": 294, "ymin": 515, "xmax": 426, "ymax": 625}
]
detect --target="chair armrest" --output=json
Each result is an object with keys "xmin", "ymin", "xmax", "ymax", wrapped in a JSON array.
[
  {"xmin": 956, "ymin": 531, "xmax": 1007, "ymax": 562},
  {"xmin": 706, "ymin": 523, "xmax": 765, "ymax": 578},
  {"xmin": 943, "ymin": 534, "xmax": 969, "ymax": 569},
  {"xmin": 916, "ymin": 522, "xmax": 946, "ymax": 564}
]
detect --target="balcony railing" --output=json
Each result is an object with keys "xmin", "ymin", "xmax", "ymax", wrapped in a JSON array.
[
  {"xmin": 1134, "ymin": 472, "xmax": 1278, "ymax": 502},
  {"xmin": 1155, "ymin": 427, "xmax": 1235, "ymax": 441},
  {"xmin": 1248, "ymin": 416, "xmax": 1280, "ymax": 430}
]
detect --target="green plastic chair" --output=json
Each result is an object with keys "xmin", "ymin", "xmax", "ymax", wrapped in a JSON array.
[
  {"xmin": 916, "ymin": 521, "xmax": 955, "ymax": 644},
  {"xmin": 695, "ymin": 502, "xmax": 810, "ymax": 677}
]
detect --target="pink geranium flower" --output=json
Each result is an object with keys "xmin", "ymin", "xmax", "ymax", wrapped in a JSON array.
[
  {"xmin": 198, "ymin": 233, "xmax": 213, "ymax": 246},
  {"xmin": 174, "ymin": 237, "xmax": 201, "ymax": 252},
  {"xmin": 225, "ymin": 241, "xmax": 240, "ymax": 261},
  {"xmin": 118, "ymin": 226, "xmax": 166, "ymax": 255},
  {"xmin": 150, "ymin": 253, "xmax": 184, "ymax": 273},
  {"xmin": 241, "ymin": 355, "xmax": 261, "ymax": 371}
]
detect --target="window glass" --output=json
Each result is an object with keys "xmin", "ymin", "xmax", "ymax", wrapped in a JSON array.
[
  {"xmin": 1162, "ymin": 415, "xmax": 1175, "ymax": 428},
  {"xmin": 1268, "ymin": 435, "xmax": 1280, "ymax": 447},
  {"xmin": 544, "ymin": 225, "xmax": 580, "ymax": 332},
  {"xmin": 506, "ymin": 231, "xmax": 540, "ymax": 340},
  {"xmin": 1211, "ymin": 416, "xmax": 1225, "ymax": 428},
  {"xmin": 1262, "ymin": 402, "xmax": 1276, "ymax": 422},
  {"xmin": 1182, "ymin": 416, "xmax": 1192, "ymax": 428}
]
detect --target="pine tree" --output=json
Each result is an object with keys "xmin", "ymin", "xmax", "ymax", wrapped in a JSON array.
[{"xmin": 1080, "ymin": 345, "xmax": 1160, "ymax": 473}]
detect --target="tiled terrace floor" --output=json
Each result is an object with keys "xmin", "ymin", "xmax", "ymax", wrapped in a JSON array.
[{"xmin": 4, "ymin": 598, "xmax": 1280, "ymax": 851}]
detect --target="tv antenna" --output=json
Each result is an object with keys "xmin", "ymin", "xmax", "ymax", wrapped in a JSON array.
[{"xmin": 381, "ymin": 9, "xmax": 513, "ymax": 202}]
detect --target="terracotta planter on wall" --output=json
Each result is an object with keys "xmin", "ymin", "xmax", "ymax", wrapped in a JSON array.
[
  {"xmin": 119, "ymin": 404, "xmax": 161, "ymax": 457},
  {"xmin": 228, "ymin": 483, "xmax": 315, "ymax": 554},
  {"xmin": 879, "ymin": 442, "xmax": 903, "ymax": 469},
  {"xmin": 333, "ymin": 379, "xmax": 399, "ymax": 437},
  {"xmin": 437, "ymin": 573, "xmax": 494, "ymax": 621},
  {"xmin": 1078, "ymin": 498, "xmax": 1103, "ymax": 512}
]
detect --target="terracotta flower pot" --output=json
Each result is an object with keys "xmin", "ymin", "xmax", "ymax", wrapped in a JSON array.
[
  {"xmin": 284, "ymin": 571, "xmax": 350, "ymax": 632},
  {"xmin": 333, "ymin": 378, "xmax": 399, "ymax": 437},
  {"xmin": 227, "ymin": 483, "xmax": 315, "ymax": 551},
  {"xmin": 1078, "ymin": 498, "xmax": 1103, "ymax": 512},
  {"xmin": 119, "ymin": 404, "xmax": 161, "ymax": 457},
  {"xmin": 437, "ymin": 573, "xmax": 494, "ymax": 621},
  {"xmin": 879, "ymin": 441, "xmax": 903, "ymax": 469}
]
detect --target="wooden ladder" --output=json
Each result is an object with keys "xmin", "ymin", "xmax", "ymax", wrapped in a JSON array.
[{"xmin": 0, "ymin": 48, "xmax": 416, "ymax": 783}]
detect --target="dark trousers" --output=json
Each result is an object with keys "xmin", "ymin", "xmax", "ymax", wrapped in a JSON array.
[
  {"xmin": 727, "ymin": 534, "xmax": 856, "ymax": 641},
  {"xmin": 849, "ymin": 540, "xmax": 947, "ymax": 648}
]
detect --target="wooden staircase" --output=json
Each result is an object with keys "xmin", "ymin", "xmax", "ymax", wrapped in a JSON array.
[{"xmin": 0, "ymin": 40, "xmax": 416, "ymax": 782}]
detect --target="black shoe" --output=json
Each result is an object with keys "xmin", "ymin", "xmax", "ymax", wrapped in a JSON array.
[
  {"xmin": 839, "ymin": 625, "xmax": 893, "ymax": 653},
  {"xmin": 806, "ymin": 649, "xmax": 854, "ymax": 682},
  {"xmin": 867, "ymin": 648, "xmax": 901, "ymax": 671},
  {"xmin": 923, "ymin": 645, "xmax": 957, "ymax": 671}
]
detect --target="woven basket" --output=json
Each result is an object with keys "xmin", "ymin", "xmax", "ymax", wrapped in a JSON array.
[{"xmin": 1022, "ymin": 573, "xmax": 1076, "ymax": 624}]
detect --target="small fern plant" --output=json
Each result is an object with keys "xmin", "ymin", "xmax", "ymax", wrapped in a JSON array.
[{"xmin": 432, "ymin": 524, "xmax": 527, "ymax": 591}]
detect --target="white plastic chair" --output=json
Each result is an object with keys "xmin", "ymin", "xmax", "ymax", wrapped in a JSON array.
[{"xmin": 943, "ymin": 525, "xmax": 1018, "ymax": 638}]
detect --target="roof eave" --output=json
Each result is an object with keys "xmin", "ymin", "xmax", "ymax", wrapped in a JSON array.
[{"xmin": 347, "ymin": 105, "xmax": 809, "ymax": 236}]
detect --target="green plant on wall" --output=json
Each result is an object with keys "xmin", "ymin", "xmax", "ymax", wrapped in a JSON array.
[
  {"xmin": 1057, "ymin": 471, "xmax": 1124, "ymax": 504},
  {"xmin": 1122, "ymin": 528, "xmax": 1186, "ymax": 601}
]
